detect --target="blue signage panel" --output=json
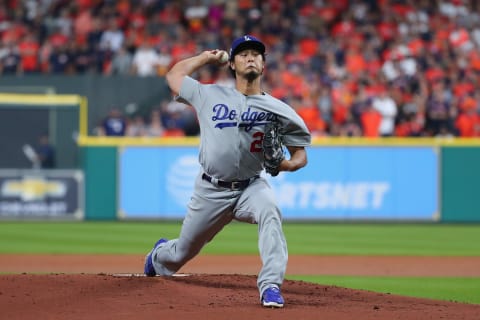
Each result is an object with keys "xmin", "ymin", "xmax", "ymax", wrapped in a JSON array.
[
  {"xmin": 119, "ymin": 146, "xmax": 200, "ymax": 218},
  {"xmin": 268, "ymin": 147, "xmax": 438, "ymax": 220},
  {"xmin": 119, "ymin": 146, "xmax": 438, "ymax": 220}
]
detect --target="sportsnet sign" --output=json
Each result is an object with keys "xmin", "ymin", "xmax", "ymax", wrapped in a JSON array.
[
  {"xmin": 119, "ymin": 146, "xmax": 438, "ymax": 220},
  {"xmin": 265, "ymin": 146, "xmax": 438, "ymax": 220}
]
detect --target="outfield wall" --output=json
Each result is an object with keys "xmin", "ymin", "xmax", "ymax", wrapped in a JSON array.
[{"xmin": 79, "ymin": 138, "xmax": 480, "ymax": 222}]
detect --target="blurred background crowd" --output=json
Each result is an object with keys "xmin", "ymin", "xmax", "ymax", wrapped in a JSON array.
[{"xmin": 2, "ymin": 0, "xmax": 480, "ymax": 138}]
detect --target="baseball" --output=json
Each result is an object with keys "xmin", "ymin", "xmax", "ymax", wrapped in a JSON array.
[{"xmin": 218, "ymin": 50, "xmax": 229, "ymax": 64}]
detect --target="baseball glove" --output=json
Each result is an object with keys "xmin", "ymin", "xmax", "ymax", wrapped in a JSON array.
[{"xmin": 263, "ymin": 120, "xmax": 285, "ymax": 177}]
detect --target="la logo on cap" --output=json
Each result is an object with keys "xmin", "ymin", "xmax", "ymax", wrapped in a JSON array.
[{"xmin": 244, "ymin": 36, "xmax": 252, "ymax": 41}]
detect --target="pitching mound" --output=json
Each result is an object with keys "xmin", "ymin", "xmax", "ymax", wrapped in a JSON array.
[{"xmin": 1, "ymin": 273, "xmax": 479, "ymax": 320}]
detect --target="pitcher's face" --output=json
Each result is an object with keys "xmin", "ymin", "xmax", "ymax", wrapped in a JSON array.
[{"xmin": 231, "ymin": 49, "xmax": 265, "ymax": 81}]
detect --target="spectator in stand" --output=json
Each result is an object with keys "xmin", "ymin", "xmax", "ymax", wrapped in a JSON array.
[
  {"xmin": 156, "ymin": 44, "xmax": 173, "ymax": 77},
  {"xmin": 145, "ymin": 109, "xmax": 165, "ymax": 137},
  {"xmin": 394, "ymin": 94, "xmax": 426, "ymax": 137},
  {"xmin": 338, "ymin": 111, "xmax": 362, "ymax": 137},
  {"xmin": 163, "ymin": 124, "xmax": 186, "ymax": 137},
  {"xmin": 180, "ymin": 105, "xmax": 199, "ymax": 136},
  {"xmin": 48, "ymin": 43, "xmax": 73, "ymax": 74},
  {"xmin": 86, "ymin": 17, "xmax": 104, "ymax": 52},
  {"xmin": 0, "ymin": 41, "xmax": 21, "ymax": 75},
  {"xmin": 197, "ymin": 67, "xmax": 215, "ymax": 84},
  {"xmin": 71, "ymin": 41, "xmax": 93, "ymax": 73},
  {"xmin": 99, "ymin": 108, "xmax": 127, "ymax": 136},
  {"xmin": 3, "ymin": 0, "xmax": 480, "ymax": 138},
  {"xmin": 149, "ymin": 105, "xmax": 187, "ymax": 137},
  {"xmin": 425, "ymin": 82, "xmax": 455, "ymax": 136},
  {"xmin": 317, "ymin": 85, "xmax": 333, "ymax": 126},
  {"xmin": 159, "ymin": 99, "xmax": 190, "ymax": 136},
  {"xmin": 455, "ymin": 96, "xmax": 480, "ymax": 137},
  {"xmin": 126, "ymin": 114, "xmax": 148, "ymax": 137},
  {"xmin": 47, "ymin": 26, "xmax": 69, "ymax": 52},
  {"xmin": 73, "ymin": 5, "xmax": 95, "ymax": 45},
  {"xmin": 18, "ymin": 31, "xmax": 40, "ymax": 74},
  {"xmin": 292, "ymin": 96, "xmax": 326, "ymax": 137},
  {"xmin": 108, "ymin": 45, "xmax": 133, "ymax": 75},
  {"xmin": 395, "ymin": 113, "xmax": 425, "ymax": 137},
  {"xmin": 2, "ymin": 20, "xmax": 27, "ymax": 46},
  {"xmin": 360, "ymin": 101, "xmax": 382, "ymax": 138},
  {"xmin": 99, "ymin": 17, "xmax": 124, "ymax": 53},
  {"xmin": 214, "ymin": 67, "xmax": 235, "ymax": 88},
  {"xmin": 372, "ymin": 90, "xmax": 398, "ymax": 137},
  {"xmin": 53, "ymin": 7, "xmax": 74, "ymax": 39},
  {"xmin": 131, "ymin": 41, "xmax": 160, "ymax": 76},
  {"xmin": 184, "ymin": 0, "xmax": 209, "ymax": 34},
  {"xmin": 86, "ymin": 17, "xmax": 105, "ymax": 72}
]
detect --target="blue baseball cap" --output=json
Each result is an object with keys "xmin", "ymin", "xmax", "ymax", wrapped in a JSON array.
[{"xmin": 229, "ymin": 35, "xmax": 265, "ymax": 61}]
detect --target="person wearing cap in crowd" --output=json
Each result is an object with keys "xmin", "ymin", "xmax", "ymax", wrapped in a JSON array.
[{"xmin": 143, "ymin": 35, "xmax": 311, "ymax": 308}]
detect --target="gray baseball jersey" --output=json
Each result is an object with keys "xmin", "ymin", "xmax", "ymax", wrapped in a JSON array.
[
  {"xmin": 178, "ymin": 76, "xmax": 310, "ymax": 180},
  {"xmin": 151, "ymin": 75, "xmax": 311, "ymax": 299}
]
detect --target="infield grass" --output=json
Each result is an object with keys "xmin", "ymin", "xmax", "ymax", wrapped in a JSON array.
[{"xmin": 1, "ymin": 221, "xmax": 479, "ymax": 305}]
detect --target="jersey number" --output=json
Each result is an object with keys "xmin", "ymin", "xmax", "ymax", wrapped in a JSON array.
[{"xmin": 250, "ymin": 132, "xmax": 264, "ymax": 152}]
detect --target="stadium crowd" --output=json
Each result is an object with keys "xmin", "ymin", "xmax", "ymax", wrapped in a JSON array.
[{"xmin": 2, "ymin": 0, "xmax": 480, "ymax": 137}]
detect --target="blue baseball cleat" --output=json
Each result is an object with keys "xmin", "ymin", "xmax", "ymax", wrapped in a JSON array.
[
  {"xmin": 261, "ymin": 287, "xmax": 285, "ymax": 308},
  {"xmin": 144, "ymin": 238, "xmax": 168, "ymax": 277}
]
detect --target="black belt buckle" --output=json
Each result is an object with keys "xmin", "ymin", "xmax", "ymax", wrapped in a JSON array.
[
  {"xmin": 230, "ymin": 181, "xmax": 242, "ymax": 190},
  {"xmin": 202, "ymin": 173, "xmax": 257, "ymax": 191}
]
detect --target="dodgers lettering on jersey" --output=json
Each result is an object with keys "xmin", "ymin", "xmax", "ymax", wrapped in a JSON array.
[
  {"xmin": 212, "ymin": 104, "xmax": 277, "ymax": 131},
  {"xmin": 178, "ymin": 76, "xmax": 311, "ymax": 181}
]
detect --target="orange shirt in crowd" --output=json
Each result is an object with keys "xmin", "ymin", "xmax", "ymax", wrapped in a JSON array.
[
  {"xmin": 332, "ymin": 104, "xmax": 348, "ymax": 125},
  {"xmin": 469, "ymin": 50, "xmax": 480, "ymax": 71},
  {"xmin": 376, "ymin": 20, "xmax": 397, "ymax": 42},
  {"xmin": 425, "ymin": 67, "xmax": 445, "ymax": 83},
  {"xmin": 296, "ymin": 105, "xmax": 325, "ymax": 134},
  {"xmin": 74, "ymin": 9, "xmax": 94, "ymax": 44},
  {"xmin": 316, "ymin": 6, "xmax": 338, "ymax": 24},
  {"xmin": 360, "ymin": 107, "xmax": 382, "ymax": 137},
  {"xmin": 345, "ymin": 49, "xmax": 366, "ymax": 77},
  {"xmin": 453, "ymin": 82, "xmax": 474, "ymax": 98},
  {"xmin": 2, "ymin": 22, "xmax": 26, "ymax": 43},
  {"xmin": 270, "ymin": 86, "xmax": 289, "ymax": 101},
  {"xmin": 455, "ymin": 112, "xmax": 480, "ymax": 137},
  {"xmin": 449, "ymin": 28, "xmax": 470, "ymax": 48},
  {"xmin": 395, "ymin": 121, "xmax": 411, "ymax": 137},
  {"xmin": 395, "ymin": 118, "xmax": 423, "ymax": 137},
  {"xmin": 18, "ymin": 37, "xmax": 39, "ymax": 72},
  {"xmin": 48, "ymin": 32, "xmax": 68, "ymax": 48},
  {"xmin": 163, "ymin": 128, "xmax": 185, "ymax": 137},
  {"xmin": 331, "ymin": 20, "xmax": 354, "ymax": 38},
  {"xmin": 455, "ymin": 96, "xmax": 479, "ymax": 136},
  {"xmin": 116, "ymin": 0, "xmax": 131, "ymax": 18},
  {"xmin": 299, "ymin": 37, "xmax": 319, "ymax": 58},
  {"xmin": 408, "ymin": 38, "xmax": 425, "ymax": 56}
]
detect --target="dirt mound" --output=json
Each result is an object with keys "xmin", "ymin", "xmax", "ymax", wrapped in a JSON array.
[{"xmin": 1, "ymin": 273, "xmax": 479, "ymax": 320}]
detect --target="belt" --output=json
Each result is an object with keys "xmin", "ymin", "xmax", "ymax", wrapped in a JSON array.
[{"xmin": 202, "ymin": 173, "xmax": 259, "ymax": 190}]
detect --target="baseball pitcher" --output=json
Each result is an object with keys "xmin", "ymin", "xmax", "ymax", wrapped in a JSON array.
[{"xmin": 144, "ymin": 35, "xmax": 311, "ymax": 308}]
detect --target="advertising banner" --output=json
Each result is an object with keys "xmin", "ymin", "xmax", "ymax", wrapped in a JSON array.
[
  {"xmin": 0, "ymin": 169, "xmax": 84, "ymax": 219},
  {"xmin": 119, "ymin": 146, "xmax": 438, "ymax": 220}
]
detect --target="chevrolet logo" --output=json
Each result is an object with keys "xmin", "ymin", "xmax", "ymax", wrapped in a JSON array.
[{"xmin": 1, "ymin": 178, "xmax": 66, "ymax": 201}]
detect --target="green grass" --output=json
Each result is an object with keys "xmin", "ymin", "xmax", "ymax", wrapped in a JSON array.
[
  {"xmin": 286, "ymin": 275, "xmax": 480, "ymax": 305},
  {"xmin": 1, "ymin": 221, "xmax": 479, "ymax": 305},
  {"xmin": 0, "ymin": 221, "xmax": 181, "ymax": 254},
  {"xmin": 1, "ymin": 221, "xmax": 479, "ymax": 255}
]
